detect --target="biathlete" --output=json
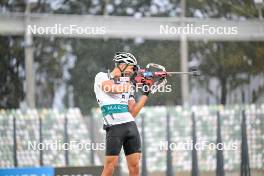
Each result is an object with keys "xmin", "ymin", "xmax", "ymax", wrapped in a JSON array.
[{"xmin": 94, "ymin": 52, "xmax": 153, "ymax": 176}]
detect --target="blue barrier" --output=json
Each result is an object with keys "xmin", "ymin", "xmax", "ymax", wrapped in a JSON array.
[{"xmin": 0, "ymin": 167, "xmax": 54, "ymax": 176}]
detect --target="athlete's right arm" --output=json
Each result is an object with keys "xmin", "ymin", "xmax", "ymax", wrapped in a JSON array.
[{"xmin": 101, "ymin": 80, "xmax": 131, "ymax": 94}]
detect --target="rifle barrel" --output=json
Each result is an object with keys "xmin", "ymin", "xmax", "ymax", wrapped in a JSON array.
[
  {"xmin": 167, "ymin": 71, "xmax": 201, "ymax": 76},
  {"xmin": 167, "ymin": 72, "xmax": 193, "ymax": 74}
]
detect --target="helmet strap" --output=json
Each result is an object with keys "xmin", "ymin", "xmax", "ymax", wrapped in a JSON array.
[{"xmin": 116, "ymin": 63, "xmax": 129, "ymax": 77}]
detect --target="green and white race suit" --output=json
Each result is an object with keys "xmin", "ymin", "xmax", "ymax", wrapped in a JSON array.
[{"xmin": 94, "ymin": 72, "xmax": 135, "ymax": 126}]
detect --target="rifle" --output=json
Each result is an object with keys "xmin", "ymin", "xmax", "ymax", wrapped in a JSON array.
[{"xmin": 132, "ymin": 63, "xmax": 200, "ymax": 94}]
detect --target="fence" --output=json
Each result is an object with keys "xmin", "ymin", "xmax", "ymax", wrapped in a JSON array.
[{"xmin": 0, "ymin": 105, "xmax": 263, "ymax": 175}]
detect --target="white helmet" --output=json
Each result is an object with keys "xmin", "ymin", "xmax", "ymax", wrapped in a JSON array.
[{"xmin": 113, "ymin": 52, "xmax": 137, "ymax": 65}]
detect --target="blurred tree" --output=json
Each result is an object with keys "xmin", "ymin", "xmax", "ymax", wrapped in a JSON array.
[
  {"xmin": 55, "ymin": 1, "xmax": 92, "ymax": 14},
  {"xmin": 186, "ymin": 0, "xmax": 264, "ymax": 104},
  {"xmin": 190, "ymin": 41, "xmax": 264, "ymax": 104},
  {"xmin": 34, "ymin": 37, "xmax": 69, "ymax": 107},
  {"xmin": 55, "ymin": 0, "xmax": 178, "ymax": 16},
  {"xmin": 0, "ymin": 1, "xmax": 27, "ymax": 109},
  {"xmin": 0, "ymin": 0, "xmax": 26, "ymax": 12},
  {"xmin": 0, "ymin": 36, "xmax": 24, "ymax": 108},
  {"xmin": 243, "ymin": 42, "xmax": 264, "ymax": 103},
  {"xmin": 0, "ymin": 1, "xmax": 69, "ymax": 108},
  {"xmin": 187, "ymin": 0, "xmax": 260, "ymax": 18}
]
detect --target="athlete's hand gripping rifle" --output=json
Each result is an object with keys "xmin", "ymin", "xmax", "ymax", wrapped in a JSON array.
[{"xmin": 132, "ymin": 63, "xmax": 200, "ymax": 94}]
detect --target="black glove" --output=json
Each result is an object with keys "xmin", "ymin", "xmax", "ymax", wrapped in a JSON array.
[
  {"xmin": 130, "ymin": 78, "xmax": 137, "ymax": 86},
  {"xmin": 142, "ymin": 83, "xmax": 151, "ymax": 96}
]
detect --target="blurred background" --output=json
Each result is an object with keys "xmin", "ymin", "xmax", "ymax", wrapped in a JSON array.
[{"xmin": 0, "ymin": 0, "xmax": 263, "ymax": 176}]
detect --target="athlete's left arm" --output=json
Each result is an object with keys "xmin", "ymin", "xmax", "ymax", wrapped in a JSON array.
[{"xmin": 128, "ymin": 95, "xmax": 148, "ymax": 118}]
